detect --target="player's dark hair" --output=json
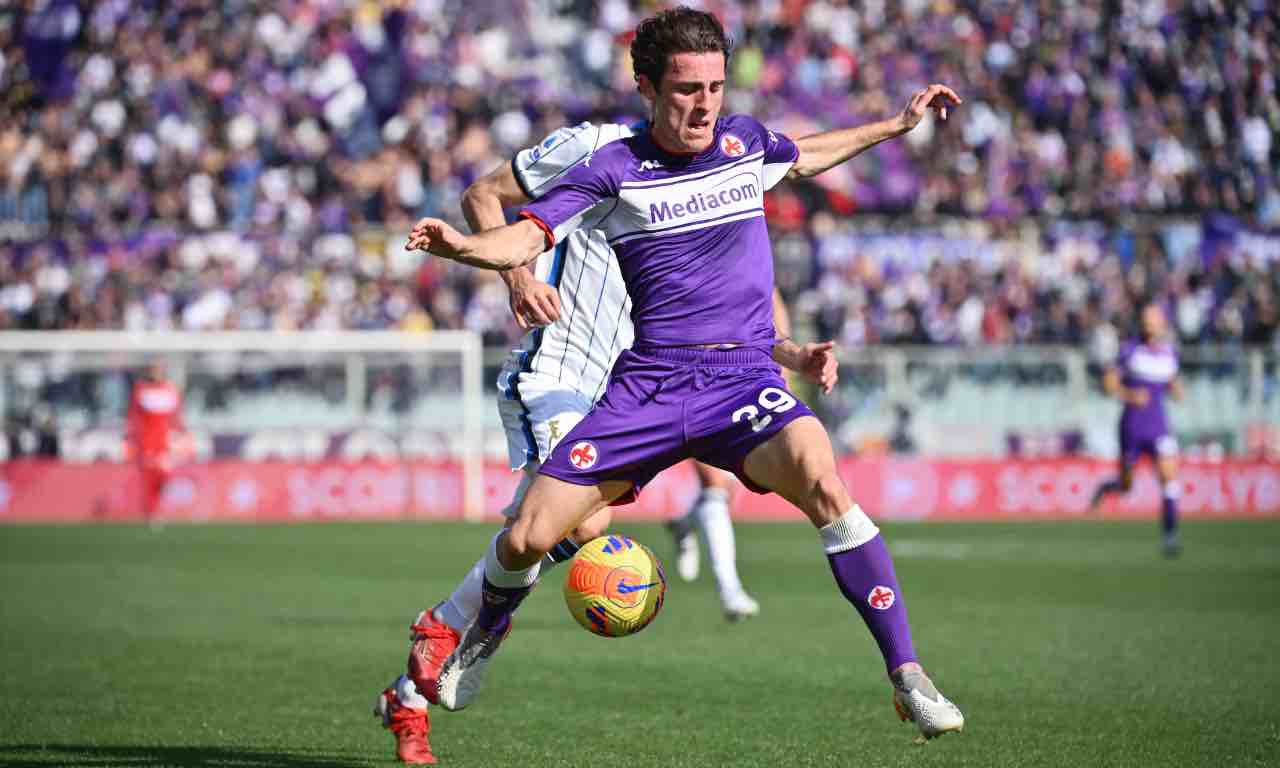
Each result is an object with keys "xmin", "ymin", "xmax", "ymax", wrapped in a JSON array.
[{"xmin": 631, "ymin": 6, "xmax": 732, "ymax": 87}]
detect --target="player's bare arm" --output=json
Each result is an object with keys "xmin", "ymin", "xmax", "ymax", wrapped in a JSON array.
[
  {"xmin": 1103, "ymin": 366, "xmax": 1149, "ymax": 407},
  {"xmin": 1169, "ymin": 375, "xmax": 1185, "ymax": 402},
  {"xmin": 768, "ymin": 289, "xmax": 838, "ymax": 394},
  {"xmin": 787, "ymin": 84, "xmax": 962, "ymax": 179},
  {"xmin": 406, "ymin": 217, "xmax": 545, "ymax": 270},
  {"xmin": 462, "ymin": 163, "xmax": 562, "ymax": 328},
  {"xmin": 771, "ymin": 288, "xmax": 792, "ymax": 339}
]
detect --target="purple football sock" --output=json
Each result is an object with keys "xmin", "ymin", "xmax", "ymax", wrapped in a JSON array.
[
  {"xmin": 1161, "ymin": 495, "xmax": 1178, "ymax": 536},
  {"xmin": 476, "ymin": 577, "xmax": 531, "ymax": 632},
  {"xmin": 1092, "ymin": 478, "xmax": 1125, "ymax": 506},
  {"xmin": 827, "ymin": 533, "xmax": 918, "ymax": 675}
]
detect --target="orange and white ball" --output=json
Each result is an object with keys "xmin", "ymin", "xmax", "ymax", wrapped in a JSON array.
[{"xmin": 563, "ymin": 535, "xmax": 667, "ymax": 637}]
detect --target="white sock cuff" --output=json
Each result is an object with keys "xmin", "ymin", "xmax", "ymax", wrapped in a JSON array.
[
  {"xmin": 484, "ymin": 531, "xmax": 541, "ymax": 588},
  {"xmin": 1163, "ymin": 481, "xmax": 1181, "ymax": 500},
  {"xmin": 394, "ymin": 674, "xmax": 429, "ymax": 710},
  {"xmin": 819, "ymin": 505, "xmax": 880, "ymax": 554}
]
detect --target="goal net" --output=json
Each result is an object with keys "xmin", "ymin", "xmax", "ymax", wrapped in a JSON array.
[{"xmin": 0, "ymin": 330, "xmax": 486, "ymax": 522}]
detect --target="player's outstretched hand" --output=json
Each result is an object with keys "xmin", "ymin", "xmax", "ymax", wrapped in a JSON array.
[
  {"xmin": 798, "ymin": 341, "xmax": 839, "ymax": 395},
  {"xmin": 405, "ymin": 217, "xmax": 471, "ymax": 261},
  {"xmin": 899, "ymin": 84, "xmax": 962, "ymax": 131},
  {"xmin": 507, "ymin": 268, "xmax": 562, "ymax": 329}
]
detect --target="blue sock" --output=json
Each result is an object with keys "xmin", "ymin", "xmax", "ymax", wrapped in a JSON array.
[
  {"xmin": 477, "ymin": 578, "xmax": 531, "ymax": 632},
  {"xmin": 1092, "ymin": 478, "xmax": 1125, "ymax": 507},
  {"xmin": 476, "ymin": 532, "xmax": 540, "ymax": 632},
  {"xmin": 544, "ymin": 537, "xmax": 581, "ymax": 565},
  {"xmin": 1161, "ymin": 496, "xmax": 1177, "ymax": 536}
]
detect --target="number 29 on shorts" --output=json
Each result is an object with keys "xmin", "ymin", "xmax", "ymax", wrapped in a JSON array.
[{"xmin": 732, "ymin": 387, "xmax": 797, "ymax": 433}]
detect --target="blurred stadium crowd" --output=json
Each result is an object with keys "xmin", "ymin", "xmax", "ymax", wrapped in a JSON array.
[{"xmin": 2, "ymin": 0, "xmax": 1278, "ymax": 350}]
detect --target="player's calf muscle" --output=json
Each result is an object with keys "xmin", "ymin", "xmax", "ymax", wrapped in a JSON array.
[
  {"xmin": 806, "ymin": 473, "xmax": 851, "ymax": 526},
  {"xmin": 766, "ymin": 470, "xmax": 848, "ymax": 528}
]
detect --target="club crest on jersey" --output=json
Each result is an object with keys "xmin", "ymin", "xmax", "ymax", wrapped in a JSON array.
[
  {"xmin": 867, "ymin": 585, "xmax": 895, "ymax": 610},
  {"xmin": 569, "ymin": 441, "xmax": 599, "ymax": 470},
  {"xmin": 720, "ymin": 133, "xmax": 746, "ymax": 157}
]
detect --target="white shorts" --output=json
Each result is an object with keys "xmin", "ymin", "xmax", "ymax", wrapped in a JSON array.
[{"xmin": 497, "ymin": 368, "xmax": 594, "ymax": 471}]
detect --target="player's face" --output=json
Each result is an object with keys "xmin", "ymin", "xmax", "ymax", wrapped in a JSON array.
[
  {"xmin": 1141, "ymin": 305, "xmax": 1167, "ymax": 340},
  {"xmin": 642, "ymin": 51, "xmax": 725, "ymax": 154}
]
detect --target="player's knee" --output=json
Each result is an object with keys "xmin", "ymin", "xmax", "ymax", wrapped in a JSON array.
[
  {"xmin": 508, "ymin": 513, "xmax": 561, "ymax": 559},
  {"xmin": 504, "ymin": 521, "xmax": 542, "ymax": 561},
  {"xmin": 572, "ymin": 513, "xmax": 610, "ymax": 543},
  {"xmin": 522, "ymin": 525, "xmax": 564, "ymax": 558},
  {"xmin": 695, "ymin": 462, "xmax": 729, "ymax": 490},
  {"xmin": 703, "ymin": 470, "xmax": 732, "ymax": 492}
]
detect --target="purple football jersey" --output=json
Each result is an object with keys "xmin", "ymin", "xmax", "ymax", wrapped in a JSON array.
[
  {"xmin": 1117, "ymin": 340, "xmax": 1178, "ymax": 439},
  {"xmin": 520, "ymin": 114, "xmax": 798, "ymax": 348}
]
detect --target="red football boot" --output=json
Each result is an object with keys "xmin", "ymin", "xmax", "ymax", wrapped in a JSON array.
[
  {"xmin": 374, "ymin": 686, "xmax": 436, "ymax": 765},
  {"xmin": 407, "ymin": 606, "xmax": 461, "ymax": 705}
]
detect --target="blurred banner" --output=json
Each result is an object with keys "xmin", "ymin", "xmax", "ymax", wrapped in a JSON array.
[{"xmin": 2, "ymin": 458, "xmax": 1277, "ymax": 523}]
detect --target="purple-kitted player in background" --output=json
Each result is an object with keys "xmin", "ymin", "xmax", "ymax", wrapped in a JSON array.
[
  {"xmin": 406, "ymin": 6, "xmax": 964, "ymax": 746},
  {"xmin": 1090, "ymin": 304, "xmax": 1185, "ymax": 556}
]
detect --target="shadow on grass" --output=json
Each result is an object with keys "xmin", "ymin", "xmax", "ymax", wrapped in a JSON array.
[
  {"xmin": 268, "ymin": 615, "xmax": 565, "ymax": 632},
  {"xmin": 0, "ymin": 744, "xmax": 371, "ymax": 767}
]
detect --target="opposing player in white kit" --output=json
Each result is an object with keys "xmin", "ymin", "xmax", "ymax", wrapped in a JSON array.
[{"xmin": 374, "ymin": 120, "xmax": 838, "ymax": 764}]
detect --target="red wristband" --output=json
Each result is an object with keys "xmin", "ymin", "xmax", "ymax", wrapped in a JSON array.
[{"xmin": 518, "ymin": 211, "xmax": 555, "ymax": 251}]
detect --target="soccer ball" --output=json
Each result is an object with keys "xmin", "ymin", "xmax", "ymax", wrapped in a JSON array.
[{"xmin": 563, "ymin": 535, "xmax": 667, "ymax": 637}]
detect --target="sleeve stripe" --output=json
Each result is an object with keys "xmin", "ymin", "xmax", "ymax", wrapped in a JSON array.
[
  {"xmin": 520, "ymin": 131, "xmax": 580, "ymax": 174},
  {"xmin": 511, "ymin": 154, "xmax": 535, "ymax": 198},
  {"xmin": 528, "ymin": 150, "xmax": 592, "ymax": 195}
]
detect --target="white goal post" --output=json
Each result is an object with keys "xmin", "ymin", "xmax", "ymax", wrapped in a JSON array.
[{"xmin": 0, "ymin": 330, "xmax": 487, "ymax": 520}]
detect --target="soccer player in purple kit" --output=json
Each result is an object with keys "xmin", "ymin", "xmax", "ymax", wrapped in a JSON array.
[
  {"xmin": 407, "ymin": 6, "xmax": 965, "ymax": 742},
  {"xmin": 1089, "ymin": 303, "xmax": 1185, "ymax": 556}
]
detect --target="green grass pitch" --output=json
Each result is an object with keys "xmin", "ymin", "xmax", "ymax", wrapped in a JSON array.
[{"xmin": 2, "ymin": 520, "xmax": 1278, "ymax": 767}]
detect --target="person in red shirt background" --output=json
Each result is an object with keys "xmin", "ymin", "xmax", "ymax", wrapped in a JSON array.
[{"xmin": 127, "ymin": 361, "xmax": 187, "ymax": 524}]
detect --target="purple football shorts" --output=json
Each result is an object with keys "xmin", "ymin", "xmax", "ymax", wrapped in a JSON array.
[
  {"xmin": 539, "ymin": 345, "xmax": 814, "ymax": 502},
  {"xmin": 1119, "ymin": 427, "xmax": 1178, "ymax": 466}
]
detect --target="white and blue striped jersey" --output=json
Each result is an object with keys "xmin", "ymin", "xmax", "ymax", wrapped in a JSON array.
[{"xmin": 496, "ymin": 122, "xmax": 637, "ymax": 468}]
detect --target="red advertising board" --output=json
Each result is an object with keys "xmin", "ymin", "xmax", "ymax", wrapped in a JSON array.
[{"xmin": 2, "ymin": 458, "xmax": 1277, "ymax": 523}]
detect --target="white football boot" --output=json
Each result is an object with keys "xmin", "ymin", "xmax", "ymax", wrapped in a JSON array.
[
  {"xmin": 435, "ymin": 618, "xmax": 512, "ymax": 711},
  {"xmin": 891, "ymin": 668, "xmax": 964, "ymax": 740},
  {"xmin": 721, "ymin": 590, "xmax": 760, "ymax": 622}
]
